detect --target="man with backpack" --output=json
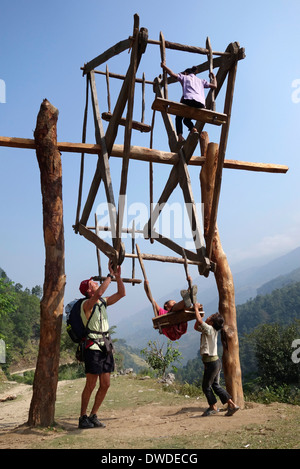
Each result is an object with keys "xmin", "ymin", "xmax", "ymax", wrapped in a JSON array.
[{"xmin": 78, "ymin": 263, "xmax": 125, "ymax": 429}]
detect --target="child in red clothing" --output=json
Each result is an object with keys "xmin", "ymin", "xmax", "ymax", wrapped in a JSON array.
[{"xmin": 144, "ymin": 280, "xmax": 199, "ymax": 341}]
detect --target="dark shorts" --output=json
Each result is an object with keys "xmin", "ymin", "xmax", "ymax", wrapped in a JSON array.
[{"xmin": 84, "ymin": 347, "xmax": 115, "ymax": 375}]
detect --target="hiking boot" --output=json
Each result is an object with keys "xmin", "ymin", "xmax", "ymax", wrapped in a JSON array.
[
  {"xmin": 89, "ymin": 413, "xmax": 106, "ymax": 428},
  {"xmin": 78, "ymin": 414, "xmax": 94, "ymax": 429}
]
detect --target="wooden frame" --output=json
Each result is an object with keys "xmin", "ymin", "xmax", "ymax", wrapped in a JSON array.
[{"xmin": 0, "ymin": 15, "xmax": 288, "ymax": 284}]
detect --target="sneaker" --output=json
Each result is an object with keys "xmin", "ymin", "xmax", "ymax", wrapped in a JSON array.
[
  {"xmin": 225, "ymin": 406, "xmax": 240, "ymax": 417},
  {"xmin": 78, "ymin": 414, "xmax": 94, "ymax": 429},
  {"xmin": 89, "ymin": 413, "xmax": 106, "ymax": 428},
  {"xmin": 202, "ymin": 407, "xmax": 219, "ymax": 417}
]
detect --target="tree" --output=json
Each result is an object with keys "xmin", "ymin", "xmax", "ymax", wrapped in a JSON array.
[
  {"xmin": 141, "ymin": 339, "xmax": 182, "ymax": 377},
  {"xmin": 28, "ymin": 99, "xmax": 66, "ymax": 427},
  {"xmin": 200, "ymin": 139, "xmax": 244, "ymax": 407},
  {"xmin": 0, "ymin": 277, "xmax": 16, "ymax": 323},
  {"xmin": 247, "ymin": 320, "xmax": 300, "ymax": 386}
]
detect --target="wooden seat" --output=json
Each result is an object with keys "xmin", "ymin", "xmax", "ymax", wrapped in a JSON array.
[
  {"xmin": 101, "ymin": 112, "xmax": 152, "ymax": 133},
  {"xmin": 152, "ymin": 307, "xmax": 204, "ymax": 329},
  {"xmin": 152, "ymin": 97, "xmax": 227, "ymax": 126}
]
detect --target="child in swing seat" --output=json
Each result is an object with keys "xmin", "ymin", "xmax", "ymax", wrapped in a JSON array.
[
  {"xmin": 161, "ymin": 61, "xmax": 217, "ymax": 142},
  {"xmin": 143, "ymin": 279, "xmax": 201, "ymax": 341}
]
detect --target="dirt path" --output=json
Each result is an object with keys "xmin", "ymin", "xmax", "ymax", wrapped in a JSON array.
[{"xmin": 0, "ymin": 379, "xmax": 298, "ymax": 449}]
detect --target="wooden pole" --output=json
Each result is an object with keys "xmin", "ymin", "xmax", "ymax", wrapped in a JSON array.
[
  {"xmin": 206, "ymin": 37, "xmax": 215, "ymax": 111},
  {"xmin": 206, "ymin": 51, "xmax": 238, "ymax": 259},
  {"xmin": 160, "ymin": 31, "xmax": 168, "ymax": 99},
  {"xmin": 200, "ymin": 141, "xmax": 244, "ymax": 408},
  {"xmin": 136, "ymin": 244, "xmax": 158, "ymax": 317},
  {"xmin": 75, "ymin": 73, "xmax": 89, "ymax": 230},
  {"xmin": 28, "ymin": 99, "xmax": 66, "ymax": 427},
  {"xmin": 116, "ymin": 14, "xmax": 139, "ymax": 253}
]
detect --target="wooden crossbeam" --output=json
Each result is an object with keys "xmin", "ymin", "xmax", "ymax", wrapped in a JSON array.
[
  {"xmin": 152, "ymin": 97, "xmax": 227, "ymax": 126},
  {"xmin": 92, "ymin": 275, "xmax": 142, "ymax": 284},
  {"xmin": 101, "ymin": 112, "xmax": 151, "ymax": 132},
  {"xmin": 0, "ymin": 137, "xmax": 289, "ymax": 173}
]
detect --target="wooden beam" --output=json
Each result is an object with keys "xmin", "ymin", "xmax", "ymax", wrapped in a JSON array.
[
  {"xmin": 0, "ymin": 137, "xmax": 289, "ymax": 173},
  {"xmin": 77, "ymin": 223, "xmax": 118, "ymax": 265},
  {"xmin": 92, "ymin": 275, "xmax": 142, "ymax": 284},
  {"xmin": 82, "ymin": 38, "xmax": 131, "ymax": 75},
  {"xmin": 90, "ymin": 68, "xmax": 155, "ymax": 85},
  {"xmin": 125, "ymin": 252, "xmax": 205, "ymax": 266},
  {"xmin": 145, "ymin": 38, "xmax": 242, "ymax": 57}
]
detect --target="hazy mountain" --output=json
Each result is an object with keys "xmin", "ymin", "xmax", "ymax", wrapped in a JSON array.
[{"xmin": 115, "ymin": 247, "xmax": 300, "ymax": 363}]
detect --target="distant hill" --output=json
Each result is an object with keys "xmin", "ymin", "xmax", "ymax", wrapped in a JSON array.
[
  {"xmin": 257, "ymin": 267, "xmax": 300, "ymax": 296},
  {"xmin": 116, "ymin": 247, "xmax": 300, "ymax": 363}
]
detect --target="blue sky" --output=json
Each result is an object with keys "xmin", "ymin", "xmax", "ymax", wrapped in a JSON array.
[{"xmin": 1, "ymin": 0, "xmax": 300, "ymax": 324}]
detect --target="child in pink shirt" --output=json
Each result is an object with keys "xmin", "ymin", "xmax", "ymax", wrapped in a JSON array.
[{"xmin": 161, "ymin": 62, "xmax": 217, "ymax": 142}]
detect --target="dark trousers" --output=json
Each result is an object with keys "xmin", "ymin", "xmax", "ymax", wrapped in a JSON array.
[
  {"xmin": 175, "ymin": 98, "xmax": 205, "ymax": 135},
  {"xmin": 202, "ymin": 358, "xmax": 232, "ymax": 406}
]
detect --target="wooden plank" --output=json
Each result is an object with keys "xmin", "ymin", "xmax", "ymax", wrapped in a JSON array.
[
  {"xmin": 101, "ymin": 112, "xmax": 151, "ymax": 132},
  {"xmin": 152, "ymin": 97, "xmax": 227, "ymax": 126},
  {"xmin": 0, "ymin": 137, "xmax": 289, "ymax": 173},
  {"xmin": 152, "ymin": 308, "xmax": 204, "ymax": 329}
]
